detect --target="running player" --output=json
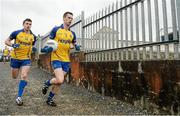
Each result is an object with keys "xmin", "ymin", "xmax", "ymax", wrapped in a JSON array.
[
  {"xmin": 41, "ymin": 12, "xmax": 80, "ymax": 106},
  {"xmin": 5, "ymin": 18, "xmax": 37, "ymax": 106},
  {"xmin": 3, "ymin": 46, "xmax": 10, "ymax": 63}
]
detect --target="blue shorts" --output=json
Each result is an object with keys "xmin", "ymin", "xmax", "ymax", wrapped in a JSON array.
[
  {"xmin": 51, "ymin": 60, "xmax": 70, "ymax": 72},
  {"xmin": 10, "ymin": 58, "xmax": 31, "ymax": 69}
]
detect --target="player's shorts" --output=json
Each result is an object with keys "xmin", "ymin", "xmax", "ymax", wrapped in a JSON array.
[
  {"xmin": 51, "ymin": 60, "xmax": 70, "ymax": 72},
  {"xmin": 3, "ymin": 56, "xmax": 9, "ymax": 61},
  {"xmin": 10, "ymin": 58, "xmax": 31, "ymax": 68}
]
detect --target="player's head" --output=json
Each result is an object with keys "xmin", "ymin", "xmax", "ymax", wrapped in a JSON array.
[
  {"xmin": 63, "ymin": 12, "xmax": 73, "ymax": 27},
  {"xmin": 5, "ymin": 46, "xmax": 8, "ymax": 49},
  {"xmin": 23, "ymin": 18, "xmax": 32, "ymax": 32}
]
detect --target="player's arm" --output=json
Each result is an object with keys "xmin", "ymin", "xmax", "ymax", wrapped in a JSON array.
[
  {"xmin": 71, "ymin": 31, "xmax": 80, "ymax": 51},
  {"xmin": 5, "ymin": 31, "xmax": 20, "ymax": 48},
  {"xmin": 32, "ymin": 35, "xmax": 37, "ymax": 52},
  {"xmin": 5, "ymin": 38, "xmax": 13, "ymax": 47},
  {"xmin": 41, "ymin": 27, "xmax": 57, "ymax": 53}
]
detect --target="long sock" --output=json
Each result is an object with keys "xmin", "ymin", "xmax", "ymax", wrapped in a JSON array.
[
  {"xmin": 48, "ymin": 91, "xmax": 55, "ymax": 101},
  {"xmin": 18, "ymin": 80, "xmax": 27, "ymax": 97},
  {"xmin": 45, "ymin": 79, "xmax": 52, "ymax": 87}
]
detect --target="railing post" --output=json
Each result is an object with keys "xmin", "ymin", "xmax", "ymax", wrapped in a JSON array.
[
  {"xmin": 81, "ymin": 11, "xmax": 85, "ymax": 51},
  {"xmin": 37, "ymin": 34, "xmax": 41, "ymax": 59},
  {"xmin": 176, "ymin": 0, "xmax": 180, "ymax": 59}
]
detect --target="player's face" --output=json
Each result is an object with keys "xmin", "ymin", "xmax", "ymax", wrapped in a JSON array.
[
  {"xmin": 63, "ymin": 14, "xmax": 73, "ymax": 27},
  {"xmin": 23, "ymin": 21, "xmax": 32, "ymax": 31}
]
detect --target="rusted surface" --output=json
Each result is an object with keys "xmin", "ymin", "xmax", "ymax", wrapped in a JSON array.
[
  {"xmin": 37, "ymin": 52, "xmax": 180, "ymax": 113},
  {"xmin": 38, "ymin": 53, "xmax": 53, "ymax": 73},
  {"xmin": 70, "ymin": 52, "xmax": 180, "ymax": 113}
]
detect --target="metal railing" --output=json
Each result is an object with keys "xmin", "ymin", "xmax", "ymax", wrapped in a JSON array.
[
  {"xmin": 40, "ymin": 0, "xmax": 180, "ymax": 61},
  {"xmin": 70, "ymin": 0, "xmax": 180, "ymax": 61}
]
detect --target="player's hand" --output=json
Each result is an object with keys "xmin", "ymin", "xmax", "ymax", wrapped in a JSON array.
[
  {"xmin": 32, "ymin": 47, "xmax": 37, "ymax": 52},
  {"xmin": 12, "ymin": 44, "xmax": 20, "ymax": 49},
  {"xmin": 75, "ymin": 44, "xmax": 81, "ymax": 51},
  {"xmin": 41, "ymin": 46, "xmax": 53, "ymax": 54}
]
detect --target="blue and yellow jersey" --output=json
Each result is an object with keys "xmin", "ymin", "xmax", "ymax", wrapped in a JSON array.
[
  {"xmin": 3, "ymin": 48, "xmax": 9, "ymax": 56},
  {"xmin": 9, "ymin": 29, "xmax": 36, "ymax": 60},
  {"xmin": 49, "ymin": 24, "xmax": 76, "ymax": 62}
]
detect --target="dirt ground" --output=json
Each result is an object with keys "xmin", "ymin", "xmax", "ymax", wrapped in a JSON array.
[{"xmin": 0, "ymin": 62, "xmax": 149, "ymax": 115}]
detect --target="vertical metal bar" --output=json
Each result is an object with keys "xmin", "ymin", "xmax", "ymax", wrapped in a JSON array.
[
  {"xmin": 141, "ymin": 1, "xmax": 146, "ymax": 60},
  {"xmin": 93, "ymin": 14, "xmax": 96, "ymax": 51},
  {"xmin": 171, "ymin": 0, "xmax": 178, "ymax": 41},
  {"xmin": 135, "ymin": 3, "xmax": 139, "ymax": 45},
  {"xmin": 87, "ymin": 17, "xmax": 89, "ymax": 51},
  {"xmin": 176, "ymin": 0, "xmax": 180, "ymax": 59},
  {"xmin": 81, "ymin": 11, "xmax": 85, "ymax": 50},
  {"xmin": 105, "ymin": 7, "xmax": 108, "ymax": 50},
  {"xmin": 130, "ymin": 0, "xmax": 133, "ymax": 46},
  {"xmin": 112, "ymin": 3, "xmax": 115, "ymax": 60},
  {"xmin": 124, "ymin": 0, "xmax": 128, "ymax": 60},
  {"xmin": 165, "ymin": 45, "xmax": 169, "ymax": 59},
  {"xmin": 141, "ymin": 1, "xmax": 146, "ymax": 44},
  {"xmin": 86, "ymin": 18, "xmax": 88, "ymax": 51},
  {"xmin": 130, "ymin": 0, "xmax": 134, "ymax": 60},
  {"xmin": 154, "ymin": 0, "xmax": 160, "ymax": 59},
  {"xmin": 101, "ymin": 9, "xmax": 105, "ymax": 50},
  {"xmin": 121, "ymin": 50, "xmax": 124, "ymax": 60},
  {"xmin": 120, "ymin": 1, "xmax": 123, "ymax": 48},
  {"xmin": 112, "ymin": 3, "xmax": 115, "ymax": 49},
  {"xmin": 86, "ymin": 21, "xmax": 89, "ymax": 52},
  {"xmin": 96, "ymin": 13, "xmax": 98, "ymax": 51},
  {"xmin": 135, "ymin": 3, "xmax": 140, "ymax": 60},
  {"xmin": 108, "ymin": 5, "xmax": 111, "ymax": 49},
  {"xmin": 147, "ymin": 0, "xmax": 153, "ymax": 59},
  {"xmin": 99, "ymin": 11, "xmax": 101, "ymax": 51},
  {"xmin": 171, "ymin": 0, "xmax": 178, "ymax": 59},
  {"xmin": 125, "ymin": 0, "xmax": 128, "ymax": 47},
  {"xmin": 96, "ymin": 12, "xmax": 99, "ymax": 51},
  {"xmin": 162, "ymin": 0, "xmax": 169, "ymax": 37},
  {"xmin": 131, "ymin": 48, "xmax": 134, "ymax": 60},
  {"xmin": 91, "ymin": 16, "xmax": 93, "ymax": 52},
  {"xmin": 176, "ymin": 0, "xmax": 180, "ymax": 41},
  {"xmin": 89, "ymin": 17, "xmax": 91, "ymax": 52},
  {"xmin": 162, "ymin": 0, "xmax": 169, "ymax": 59},
  {"xmin": 116, "ymin": 1, "xmax": 119, "ymax": 49},
  {"xmin": 94, "ymin": 14, "xmax": 97, "ymax": 51},
  {"xmin": 115, "ymin": 1, "xmax": 120, "ymax": 60}
]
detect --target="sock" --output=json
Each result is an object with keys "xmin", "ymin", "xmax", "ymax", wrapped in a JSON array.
[
  {"xmin": 48, "ymin": 91, "xmax": 55, "ymax": 101},
  {"xmin": 45, "ymin": 79, "xmax": 52, "ymax": 87},
  {"xmin": 18, "ymin": 80, "xmax": 27, "ymax": 97}
]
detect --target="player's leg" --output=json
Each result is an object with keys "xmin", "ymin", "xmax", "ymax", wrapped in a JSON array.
[
  {"xmin": 46, "ymin": 62, "xmax": 69, "ymax": 106},
  {"xmin": 42, "ymin": 60, "xmax": 62, "ymax": 94},
  {"xmin": 51, "ymin": 71, "xmax": 67, "ymax": 94},
  {"xmin": 11, "ymin": 68, "xmax": 19, "ymax": 79},
  {"xmin": 10, "ymin": 58, "xmax": 20, "ymax": 79},
  {"xmin": 45, "ymin": 68, "xmax": 64, "ymax": 106},
  {"xmin": 16, "ymin": 60, "xmax": 31, "ymax": 106},
  {"xmin": 3, "ymin": 56, "xmax": 6, "ymax": 64}
]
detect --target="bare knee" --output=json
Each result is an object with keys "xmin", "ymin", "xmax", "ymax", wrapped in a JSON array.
[
  {"xmin": 54, "ymin": 78, "xmax": 64, "ymax": 85},
  {"xmin": 21, "ymin": 73, "xmax": 28, "ymax": 80},
  {"xmin": 11, "ymin": 69, "xmax": 19, "ymax": 79}
]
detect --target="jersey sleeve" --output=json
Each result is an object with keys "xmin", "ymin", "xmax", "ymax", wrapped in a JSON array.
[
  {"xmin": 71, "ymin": 31, "xmax": 77, "ymax": 44},
  {"xmin": 9, "ymin": 30, "xmax": 19, "ymax": 40},
  {"xmin": 49, "ymin": 27, "xmax": 58, "ymax": 39}
]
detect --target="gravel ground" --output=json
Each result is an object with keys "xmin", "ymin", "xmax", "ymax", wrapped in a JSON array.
[{"xmin": 0, "ymin": 62, "xmax": 149, "ymax": 115}]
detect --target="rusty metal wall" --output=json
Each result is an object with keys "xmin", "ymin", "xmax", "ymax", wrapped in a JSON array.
[
  {"xmin": 38, "ymin": 53, "xmax": 53, "ymax": 74},
  {"xmin": 70, "ymin": 52, "xmax": 180, "ymax": 113}
]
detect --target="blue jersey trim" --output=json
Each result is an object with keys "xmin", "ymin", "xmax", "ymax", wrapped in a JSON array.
[{"xmin": 9, "ymin": 29, "xmax": 24, "ymax": 40}]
